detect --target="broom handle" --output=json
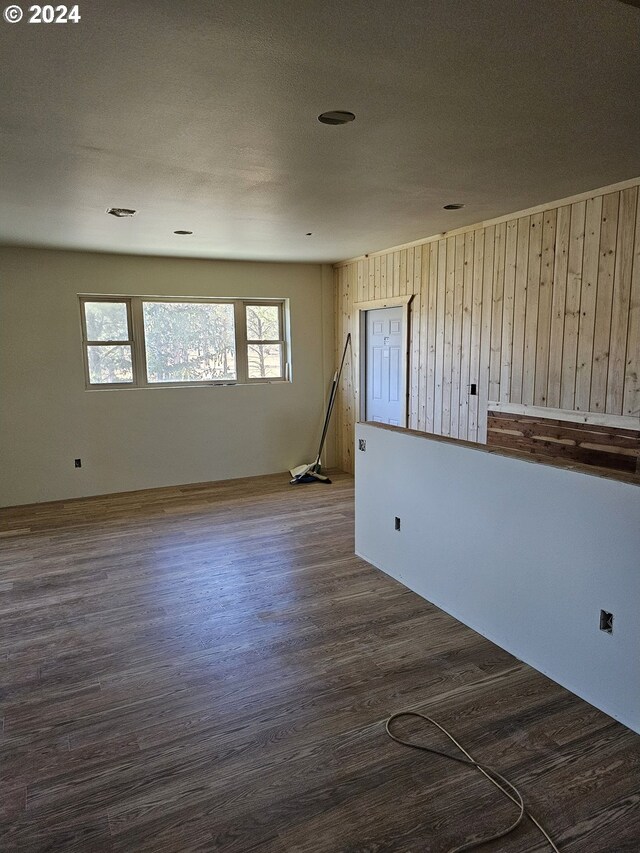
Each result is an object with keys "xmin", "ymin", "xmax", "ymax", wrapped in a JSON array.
[
  {"xmin": 314, "ymin": 333, "xmax": 351, "ymax": 466},
  {"xmin": 314, "ymin": 378, "xmax": 338, "ymax": 465}
]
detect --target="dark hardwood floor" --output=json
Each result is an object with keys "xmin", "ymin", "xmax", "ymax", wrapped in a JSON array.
[{"xmin": 1, "ymin": 473, "xmax": 639, "ymax": 852}]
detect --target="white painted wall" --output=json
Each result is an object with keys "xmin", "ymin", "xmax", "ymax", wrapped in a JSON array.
[
  {"xmin": 0, "ymin": 247, "xmax": 334, "ymax": 506},
  {"xmin": 355, "ymin": 423, "xmax": 640, "ymax": 733}
]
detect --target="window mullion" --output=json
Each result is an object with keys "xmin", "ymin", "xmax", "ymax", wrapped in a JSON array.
[
  {"xmin": 278, "ymin": 301, "xmax": 285, "ymax": 377},
  {"xmin": 79, "ymin": 297, "xmax": 90, "ymax": 342},
  {"xmin": 130, "ymin": 297, "xmax": 147, "ymax": 387},
  {"xmin": 235, "ymin": 301, "xmax": 248, "ymax": 383},
  {"xmin": 85, "ymin": 339, "xmax": 135, "ymax": 346}
]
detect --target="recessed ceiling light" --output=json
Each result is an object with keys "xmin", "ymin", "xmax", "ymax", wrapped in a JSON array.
[
  {"xmin": 318, "ymin": 111, "xmax": 356, "ymax": 125},
  {"xmin": 443, "ymin": 203, "xmax": 465, "ymax": 210},
  {"xmin": 174, "ymin": 230, "xmax": 193, "ymax": 235},
  {"xmin": 106, "ymin": 207, "xmax": 136, "ymax": 217}
]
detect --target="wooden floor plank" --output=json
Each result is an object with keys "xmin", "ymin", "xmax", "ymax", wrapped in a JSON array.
[{"xmin": 1, "ymin": 472, "xmax": 639, "ymax": 852}]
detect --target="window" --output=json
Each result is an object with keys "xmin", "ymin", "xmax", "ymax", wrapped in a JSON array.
[
  {"xmin": 80, "ymin": 297, "xmax": 289, "ymax": 388},
  {"xmin": 245, "ymin": 304, "xmax": 286, "ymax": 379},
  {"xmin": 81, "ymin": 300, "xmax": 135, "ymax": 385},
  {"xmin": 143, "ymin": 302, "xmax": 237, "ymax": 383}
]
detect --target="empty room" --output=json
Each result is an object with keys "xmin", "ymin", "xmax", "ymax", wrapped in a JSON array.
[{"xmin": 1, "ymin": 1, "xmax": 640, "ymax": 851}]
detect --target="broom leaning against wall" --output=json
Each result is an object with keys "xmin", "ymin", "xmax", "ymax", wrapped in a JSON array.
[{"xmin": 290, "ymin": 334, "xmax": 352, "ymax": 485}]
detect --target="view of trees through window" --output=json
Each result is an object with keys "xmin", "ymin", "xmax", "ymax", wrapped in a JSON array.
[
  {"xmin": 87, "ymin": 345, "xmax": 134, "ymax": 384},
  {"xmin": 84, "ymin": 301, "xmax": 134, "ymax": 384},
  {"xmin": 85, "ymin": 301, "xmax": 129, "ymax": 341},
  {"xmin": 143, "ymin": 302, "xmax": 236, "ymax": 383},
  {"xmin": 81, "ymin": 298, "xmax": 286, "ymax": 386},
  {"xmin": 246, "ymin": 304, "xmax": 283, "ymax": 379}
]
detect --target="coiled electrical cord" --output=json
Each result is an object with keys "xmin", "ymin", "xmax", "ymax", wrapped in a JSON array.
[{"xmin": 385, "ymin": 711, "xmax": 560, "ymax": 852}]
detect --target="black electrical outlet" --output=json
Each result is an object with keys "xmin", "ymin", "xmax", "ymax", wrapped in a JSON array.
[
  {"xmin": 599, "ymin": 610, "xmax": 613, "ymax": 634},
  {"xmin": 74, "ymin": 458, "xmax": 82, "ymax": 468},
  {"xmin": 470, "ymin": 383, "xmax": 477, "ymax": 396},
  {"xmin": 394, "ymin": 516, "xmax": 401, "ymax": 531},
  {"xmin": 358, "ymin": 439, "xmax": 366, "ymax": 451}
]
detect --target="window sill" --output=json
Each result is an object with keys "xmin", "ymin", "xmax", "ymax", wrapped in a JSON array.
[{"xmin": 84, "ymin": 380, "xmax": 291, "ymax": 391}]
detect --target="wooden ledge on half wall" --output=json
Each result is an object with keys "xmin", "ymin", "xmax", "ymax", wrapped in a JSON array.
[{"xmin": 361, "ymin": 418, "xmax": 640, "ymax": 488}]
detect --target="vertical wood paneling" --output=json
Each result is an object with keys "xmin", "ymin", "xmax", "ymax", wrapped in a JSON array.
[
  {"xmin": 534, "ymin": 209, "xmax": 557, "ymax": 406},
  {"xmin": 373, "ymin": 255, "xmax": 381, "ymax": 300},
  {"xmin": 434, "ymin": 240, "xmax": 447, "ymax": 434},
  {"xmin": 624, "ymin": 190, "xmax": 640, "ymax": 418},
  {"xmin": 459, "ymin": 231, "xmax": 474, "ymax": 439},
  {"xmin": 489, "ymin": 223, "xmax": 506, "ymax": 405},
  {"xmin": 442, "ymin": 237, "xmax": 456, "ymax": 435},
  {"xmin": 478, "ymin": 226, "xmax": 495, "ymax": 442},
  {"xmin": 590, "ymin": 192, "xmax": 619, "ymax": 411},
  {"xmin": 387, "ymin": 253, "xmax": 394, "ymax": 299},
  {"xmin": 417, "ymin": 246, "xmax": 430, "ymax": 430},
  {"xmin": 607, "ymin": 186, "xmax": 637, "ymax": 414},
  {"xmin": 450, "ymin": 235, "xmax": 465, "ymax": 438},
  {"xmin": 547, "ymin": 205, "xmax": 570, "ymax": 408},
  {"xmin": 333, "ymin": 181, "xmax": 640, "ymax": 472},
  {"xmin": 367, "ymin": 256, "xmax": 374, "ymax": 301},
  {"xmin": 426, "ymin": 242, "xmax": 438, "ymax": 433},
  {"xmin": 348, "ymin": 262, "xmax": 359, "ymax": 439},
  {"xmin": 409, "ymin": 246, "xmax": 422, "ymax": 429},
  {"xmin": 393, "ymin": 251, "xmax": 401, "ymax": 297},
  {"xmin": 500, "ymin": 220, "xmax": 517, "ymax": 403},
  {"xmin": 335, "ymin": 266, "xmax": 344, "ymax": 466},
  {"xmin": 406, "ymin": 248, "xmax": 414, "ymax": 297},
  {"xmin": 510, "ymin": 216, "xmax": 530, "ymax": 404},
  {"xmin": 399, "ymin": 250, "xmax": 407, "ymax": 296},
  {"xmin": 560, "ymin": 200, "xmax": 586, "ymax": 410},
  {"xmin": 468, "ymin": 228, "xmax": 485, "ymax": 441},
  {"xmin": 341, "ymin": 263, "xmax": 354, "ymax": 472},
  {"xmin": 522, "ymin": 213, "xmax": 543, "ymax": 405}
]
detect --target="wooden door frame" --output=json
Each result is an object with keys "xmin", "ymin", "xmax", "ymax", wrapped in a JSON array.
[{"xmin": 354, "ymin": 295, "xmax": 413, "ymax": 426}]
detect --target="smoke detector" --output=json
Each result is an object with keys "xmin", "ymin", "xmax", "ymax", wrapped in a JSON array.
[{"xmin": 106, "ymin": 207, "xmax": 137, "ymax": 217}]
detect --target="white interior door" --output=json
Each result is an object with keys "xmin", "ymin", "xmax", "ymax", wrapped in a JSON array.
[{"xmin": 365, "ymin": 306, "xmax": 405, "ymax": 425}]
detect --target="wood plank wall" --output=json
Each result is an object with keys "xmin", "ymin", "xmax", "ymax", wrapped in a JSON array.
[
  {"xmin": 487, "ymin": 410, "xmax": 640, "ymax": 475},
  {"xmin": 334, "ymin": 180, "xmax": 640, "ymax": 473}
]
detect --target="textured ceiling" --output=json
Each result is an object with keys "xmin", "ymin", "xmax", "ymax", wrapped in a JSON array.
[{"xmin": 0, "ymin": 0, "xmax": 639, "ymax": 262}]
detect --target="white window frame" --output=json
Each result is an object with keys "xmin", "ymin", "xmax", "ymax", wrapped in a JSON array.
[
  {"xmin": 243, "ymin": 301, "xmax": 288, "ymax": 383},
  {"xmin": 79, "ymin": 296, "xmax": 290, "ymax": 389},
  {"xmin": 80, "ymin": 296, "xmax": 138, "ymax": 388}
]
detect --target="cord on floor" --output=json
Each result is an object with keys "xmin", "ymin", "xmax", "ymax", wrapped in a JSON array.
[{"xmin": 385, "ymin": 711, "xmax": 560, "ymax": 852}]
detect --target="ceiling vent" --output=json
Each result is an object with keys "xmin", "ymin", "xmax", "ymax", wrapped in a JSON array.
[
  {"xmin": 106, "ymin": 207, "xmax": 136, "ymax": 217},
  {"xmin": 318, "ymin": 111, "xmax": 356, "ymax": 125}
]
